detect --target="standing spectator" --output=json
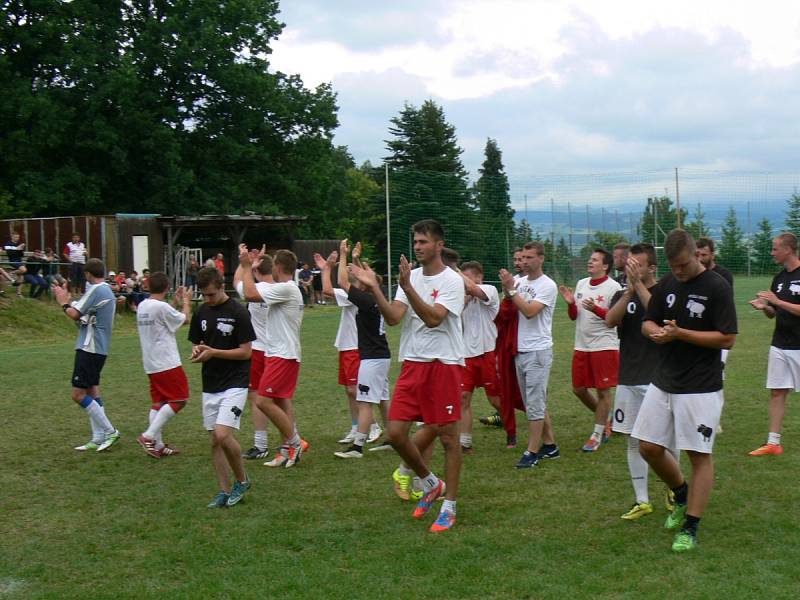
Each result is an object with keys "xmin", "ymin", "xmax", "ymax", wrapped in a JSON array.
[
  {"xmin": 311, "ymin": 262, "xmax": 325, "ymax": 304},
  {"xmin": 3, "ymin": 231, "xmax": 26, "ymax": 296},
  {"xmin": 185, "ymin": 256, "xmax": 199, "ymax": 298},
  {"xmin": 214, "ymin": 253, "xmax": 225, "ymax": 276},
  {"xmin": 64, "ymin": 233, "xmax": 87, "ymax": 296},
  {"xmin": 23, "ymin": 250, "xmax": 48, "ymax": 298},
  {"xmin": 298, "ymin": 263, "xmax": 313, "ymax": 308}
]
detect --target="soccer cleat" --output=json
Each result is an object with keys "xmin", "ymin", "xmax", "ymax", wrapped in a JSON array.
[
  {"xmin": 285, "ymin": 443, "xmax": 303, "ymax": 468},
  {"xmin": 581, "ymin": 437, "xmax": 601, "ymax": 452},
  {"xmin": 334, "ymin": 447, "xmax": 363, "ymax": 459},
  {"xmin": 300, "ymin": 438, "xmax": 310, "ymax": 453},
  {"xmin": 158, "ymin": 444, "xmax": 180, "ymax": 457},
  {"xmin": 207, "ymin": 491, "xmax": 230, "ymax": 508},
  {"xmin": 367, "ymin": 423, "xmax": 383, "ymax": 444},
  {"xmin": 515, "ymin": 450, "xmax": 539, "ymax": 469},
  {"xmin": 671, "ymin": 530, "xmax": 698, "ymax": 552},
  {"xmin": 461, "ymin": 445, "xmax": 474, "ymax": 455},
  {"xmin": 338, "ymin": 428, "xmax": 357, "ymax": 444},
  {"xmin": 664, "ymin": 503, "xmax": 688, "ymax": 530},
  {"xmin": 506, "ymin": 434, "xmax": 517, "ymax": 449},
  {"xmin": 537, "ymin": 444, "xmax": 561, "ymax": 460},
  {"xmin": 392, "ymin": 468, "xmax": 412, "ymax": 500},
  {"xmin": 621, "ymin": 502, "xmax": 654, "ymax": 521},
  {"xmin": 97, "ymin": 430, "xmax": 121, "ymax": 452},
  {"xmin": 412, "ymin": 481, "xmax": 446, "ymax": 519},
  {"xmin": 242, "ymin": 446, "xmax": 269, "ymax": 460},
  {"xmin": 479, "ymin": 413, "xmax": 503, "ymax": 427},
  {"xmin": 665, "ymin": 487, "xmax": 676, "ymax": 512},
  {"xmin": 368, "ymin": 441, "xmax": 393, "ymax": 452},
  {"xmin": 748, "ymin": 443, "xmax": 783, "ymax": 456},
  {"xmin": 429, "ymin": 510, "xmax": 457, "ymax": 532},
  {"xmin": 226, "ymin": 479, "xmax": 251, "ymax": 506},
  {"xmin": 265, "ymin": 447, "xmax": 288, "ymax": 467},
  {"xmin": 137, "ymin": 434, "xmax": 161, "ymax": 458},
  {"xmin": 74, "ymin": 441, "xmax": 99, "ymax": 451}
]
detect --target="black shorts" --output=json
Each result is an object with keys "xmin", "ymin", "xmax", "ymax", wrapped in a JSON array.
[{"xmin": 72, "ymin": 350, "xmax": 107, "ymax": 389}]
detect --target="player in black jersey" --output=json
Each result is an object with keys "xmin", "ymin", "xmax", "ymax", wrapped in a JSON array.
[
  {"xmin": 749, "ymin": 232, "xmax": 800, "ymax": 456},
  {"xmin": 696, "ymin": 237, "xmax": 734, "ymax": 289},
  {"xmin": 326, "ymin": 240, "xmax": 392, "ymax": 459},
  {"xmin": 189, "ymin": 267, "xmax": 256, "ymax": 508},
  {"xmin": 605, "ymin": 243, "xmax": 663, "ymax": 521},
  {"xmin": 613, "ymin": 242, "xmax": 630, "ymax": 288},
  {"xmin": 633, "ymin": 230, "xmax": 737, "ymax": 552}
]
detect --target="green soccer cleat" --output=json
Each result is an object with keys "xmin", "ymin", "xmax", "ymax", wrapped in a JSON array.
[
  {"xmin": 621, "ymin": 502, "xmax": 654, "ymax": 521},
  {"xmin": 664, "ymin": 503, "xmax": 688, "ymax": 530},
  {"xmin": 97, "ymin": 430, "xmax": 121, "ymax": 452},
  {"xmin": 665, "ymin": 487, "xmax": 675, "ymax": 511},
  {"xmin": 207, "ymin": 491, "xmax": 230, "ymax": 508},
  {"xmin": 226, "ymin": 479, "xmax": 251, "ymax": 506},
  {"xmin": 672, "ymin": 530, "xmax": 697, "ymax": 552},
  {"xmin": 393, "ymin": 468, "xmax": 412, "ymax": 501},
  {"xmin": 74, "ymin": 441, "xmax": 99, "ymax": 451}
]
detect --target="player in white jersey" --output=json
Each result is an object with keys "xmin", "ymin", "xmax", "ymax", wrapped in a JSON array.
[
  {"xmin": 239, "ymin": 246, "xmax": 307, "ymax": 468},
  {"xmin": 234, "ymin": 248, "xmax": 274, "ymax": 460},
  {"xmin": 458, "ymin": 260, "xmax": 501, "ymax": 453},
  {"xmin": 135, "ymin": 272, "xmax": 191, "ymax": 458},
  {"xmin": 350, "ymin": 219, "xmax": 465, "ymax": 533},
  {"xmin": 559, "ymin": 248, "xmax": 621, "ymax": 452}
]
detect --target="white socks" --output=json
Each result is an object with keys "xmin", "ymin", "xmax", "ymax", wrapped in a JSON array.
[
  {"xmin": 422, "ymin": 473, "xmax": 440, "ymax": 493},
  {"xmin": 353, "ymin": 431, "xmax": 368, "ymax": 447},
  {"xmin": 144, "ymin": 405, "xmax": 176, "ymax": 445},
  {"xmin": 627, "ymin": 437, "xmax": 649, "ymax": 505},
  {"xmin": 768, "ymin": 432, "xmax": 782, "ymax": 446},
  {"xmin": 85, "ymin": 400, "xmax": 114, "ymax": 438},
  {"xmin": 459, "ymin": 433, "xmax": 472, "ymax": 447},
  {"xmin": 591, "ymin": 423, "xmax": 604, "ymax": 442},
  {"xmin": 254, "ymin": 430, "xmax": 268, "ymax": 451}
]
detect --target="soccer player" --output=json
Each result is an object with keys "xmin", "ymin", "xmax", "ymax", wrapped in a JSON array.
[
  {"xmin": 613, "ymin": 242, "xmax": 631, "ymax": 288},
  {"xmin": 135, "ymin": 272, "xmax": 191, "ymax": 458},
  {"xmin": 605, "ymin": 243, "xmax": 662, "ymax": 519},
  {"xmin": 748, "ymin": 232, "xmax": 800, "ymax": 456},
  {"xmin": 500, "ymin": 241, "xmax": 559, "ymax": 468},
  {"xmin": 331, "ymin": 241, "xmax": 391, "ymax": 458},
  {"xmin": 559, "ymin": 248, "xmax": 621, "ymax": 451},
  {"xmin": 234, "ymin": 249, "xmax": 273, "ymax": 460},
  {"xmin": 189, "ymin": 267, "xmax": 255, "ymax": 508},
  {"xmin": 52, "ymin": 258, "xmax": 120, "ymax": 452},
  {"xmin": 696, "ymin": 237, "xmax": 734, "ymax": 289},
  {"xmin": 459, "ymin": 260, "xmax": 501, "ymax": 454},
  {"xmin": 349, "ymin": 219, "xmax": 465, "ymax": 532},
  {"xmin": 633, "ymin": 229, "xmax": 737, "ymax": 552},
  {"xmin": 239, "ymin": 245, "xmax": 306, "ymax": 468}
]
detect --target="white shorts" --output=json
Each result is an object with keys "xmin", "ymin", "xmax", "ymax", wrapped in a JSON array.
[
  {"xmin": 356, "ymin": 358, "xmax": 390, "ymax": 404},
  {"xmin": 721, "ymin": 348, "xmax": 729, "ymax": 381},
  {"xmin": 766, "ymin": 346, "xmax": 800, "ymax": 392},
  {"xmin": 612, "ymin": 384, "xmax": 649, "ymax": 435},
  {"xmin": 202, "ymin": 388, "xmax": 248, "ymax": 431},
  {"xmin": 631, "ymin": 384, "xmax": 724, "ymax": 454}
]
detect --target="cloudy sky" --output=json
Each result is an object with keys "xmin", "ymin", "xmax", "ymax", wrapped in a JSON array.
[{"xmin": 269, "ymin": 1, "xmax": 800, "ymax": 214}]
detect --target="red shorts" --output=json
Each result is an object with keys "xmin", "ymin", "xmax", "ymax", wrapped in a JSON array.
[
  {"xmin": 338, "ymin": 349, "xmax": 360, "ymax": 386},
  {"xmin": 462, "ymin": 351, "xmax": 500, "ymax": 396},
  {"xmin": 249, "ymin": 349, "xmax": 266, "ymax": 391},
  {"xmin": 389, "ymin": 360, "xmax": 462, "ymax": 425},
  {"xmin": 259, "ymin": 356, "xmax": 300, "ymax": 399},
  {"xmin": 572, "ymin": 350, "xmax": 619, "ymax": 389},
  {"xmin": 149, "ymin": 366, "xmax": 189, "ymax": 409}
]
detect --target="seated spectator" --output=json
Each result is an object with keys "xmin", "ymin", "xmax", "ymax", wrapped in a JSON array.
[
  {"xmin": 42, "ymin": 248, "xmax": 61, "ymax": 286},
  {"xmin": 23, "ymin": 250, "xmax": 48, "ymax": 299},
  {"xmin": 298, "ymin": 262, "xmax": 313, "ymax": 307},
  {"xmin": 3, "ymin": 231, "xmax": 26, "ymax": 295}
]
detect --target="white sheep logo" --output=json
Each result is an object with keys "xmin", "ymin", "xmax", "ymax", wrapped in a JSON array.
[
  {"xmin": 217, "ymin": 322, "xmax": 234, "ymax": 335},
  {"xmin": 789, "ymin": 283, "xmax": 800, "ymax": 295},
  {"xmin": 686, "ymin": 299, "xmax": 706, "ymax": 318}
]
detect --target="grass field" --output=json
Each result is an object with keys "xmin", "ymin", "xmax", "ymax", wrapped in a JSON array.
[{"xmin": 1, "ymin": 278, "xmax": 799, "ymax": 599}]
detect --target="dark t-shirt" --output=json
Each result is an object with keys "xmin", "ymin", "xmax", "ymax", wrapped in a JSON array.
[
  {"xmin": 614, "ymin": 271, "xmax": 628, "ymax": 290},
  {"xmin": 645, "ymin": 270, "xmax": 738, "ymax": 393},
  {"xmin": 770, "ymin": 266, "xmax": 800, "ymax": 349},
  {"xmin": 25, "ymin": 256, "xmax": 43, "ymax": 276},
  {"xmin": 712, "ymin": 264, "xmax": 734, "ymax": 290},
  {"xmin": 348, "ymin": 286, "xmax": 391, "ymax": 360},
  {"xmin": 311, "ymin": 267, "xmax": 323, "ymax": 291},
  {"xmin": 299, "ymin": 269, "xmax": 312, "ymax": 283},
  {"xmin": 4, "ymin": 239, "xmax": 23, "ymax": 263},
  {"xmin": 188, "ymin": 297, "xmax": 256, "ymax": 393},
  {"xmin": 610, "ymin": 285, "xmax": 660, "ymax": 385}
]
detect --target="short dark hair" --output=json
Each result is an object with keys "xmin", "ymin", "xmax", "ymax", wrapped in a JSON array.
[
  {"xmin": 696, "ymin": 237, "xmax": 715, "ymax": 253},
  {"xmin": 665, "ymin": 229, "xmax": 696, "ymax": 260},
  {"xmin": 776, "ymin": 232, "xmax": 798, "ymax": 254},
  {"xmin": 523, "ymin": 241, "xmax": 545, "ymax": 256},
  {"xmin": 441, "ymin": 247, "xmax": 460, "ymax": 268},
  {"xmin": 85, "ymin": 258, "xmax": 105, "ymax": 278},
  {"xmin": 592, "ymin": 248, "xmax": 613, "ymax": 273},
  {"xmin": 412, "ymin": 219, "xmax": 445, "ymax": 241},
  {"xmin": 256, "ymin": 254, "xmax": 273, "ymax": 276},
  {"xmin": 460, "ymin": 260, "xmax": 483, "ymax": 275},
  {"xmin": 149, "ymin": 271, "xmax": 170, "ymax": 294},
  {"xmin": 630, "ymin": 242, "xmax": 657, "ymax": 267},
  {"xmin": 197, "ymin": 266, "xmax": 223, "ymax": 289},
  {"xmin": 614, "ymin": 242, "xmax": 631, "ymax": 252},
  {"xmin": 273, "ymin": 249, "xmax": 297, "ymax": 276}
]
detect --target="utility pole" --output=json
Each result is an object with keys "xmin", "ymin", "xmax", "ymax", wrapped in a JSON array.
[{"xmin": 675, "ymin": 167, "xmax": 681, "ymax": 228}]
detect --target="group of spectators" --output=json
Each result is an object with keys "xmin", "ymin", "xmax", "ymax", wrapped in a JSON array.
[{"xmin": 2, "ymin": 231, "xmax": 85, "ymax": 298}]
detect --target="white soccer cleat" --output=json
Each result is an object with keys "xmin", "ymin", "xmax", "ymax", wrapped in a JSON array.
[{"xmin": 367, "ymin": 423, "xmax": 383, "ymax": 444}]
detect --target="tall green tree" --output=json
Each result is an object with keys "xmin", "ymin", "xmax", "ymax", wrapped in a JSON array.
[
  {"xmin": 638, "ymin": 196, "xmax": 687, "ymax": 246},
  {"xmin": 786, "ymin": 191, "xmax": 800, "ymax": 238},
  {"xmin": 553, "ymin": 236, "xmax": 574, "ymax": 283},
  {"xmin": 685, "ymin": 203, "xmax": 710, "ymax": 240},
  {"xmin": 750, "ymin": 217, "xmax": 775, "ymax": 275},
  {"xmin": 718, "ymin": 206, "xmax": 748, "ymax": 274},
  {"xmin": 473, "ymin": 138, "xmax": 514, "ymax": 276},
  {"xmin": 579, "ymin": 231, "xmax": 628, "ymax": 260}
]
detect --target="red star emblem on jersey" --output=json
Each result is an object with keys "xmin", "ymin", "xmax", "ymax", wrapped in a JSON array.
[
  {"xmin": 431, "ymin": 289, "xmax": 440, "ymax": 300},
  {"xmin": 596, "ymin": 295, "xmax": 605, "ymax": 303}
]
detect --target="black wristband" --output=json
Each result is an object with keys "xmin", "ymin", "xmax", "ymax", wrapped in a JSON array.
[{"xmin": 62, "ymin": 303, "xmax": 71, "ymax": 312}]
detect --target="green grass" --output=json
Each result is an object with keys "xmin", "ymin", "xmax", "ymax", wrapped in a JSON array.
[{"xmin": 1, "ymin": 279, "xmax": 799, "ymax": 599}]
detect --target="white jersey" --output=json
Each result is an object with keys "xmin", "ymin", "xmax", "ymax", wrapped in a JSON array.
[
  {"xmin": 574, "ymin": 276, "xmax": 621, "ymax": 351},
  {"xmin": 462, "ymin": 284, "xmax": 499, "ymax": 358},
  {"xmin": 66, "ymin": 241, "xmax": 86, "ymax": 264},
  {"xmin": 136, "ymin": 298, "xmax": 186, "ymax": 374},
  {"xmin": 395, "ymin": 266, "xmax": 466, "ymax": 365},
  {"xmin": 235, "ymin": 281, "xmax": 268, "ymax": 352},
  {"xmin": 255, "ymin": 280, "xmax": 304, "ymax": 361},
  {"xmin": 516, "ymin": 273, "xmax": 558, "ymax": 352},
  {"xmin": 333, "ymin": 288, "xmax": 358, "ymax": 351}
]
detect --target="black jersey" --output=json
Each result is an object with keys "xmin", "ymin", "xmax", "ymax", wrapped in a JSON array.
[
  {"xmin": 712, "ymin": 264, "xmax": 734, "ymax": 290},
  {"xmin": 188, "ymin": 297, "xmax": 256, "ymax": 393},
  {"xmin": 348, "ymin": 286, "xmax": 391, "ymax": 360},
  {"xmin": 770, "ymin": 266, "xmax": 800, "ymax": 349},
  {"xmin": 614, "ymin": 271, "xmax": 628, "ymax": 290},
  {"xmin": 610, "ymin": 286, "xmax": 660, "ymax": 386},
  {"xmin": 645, "ymin": 269, "xmax": 738, "ymax": 394}
]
